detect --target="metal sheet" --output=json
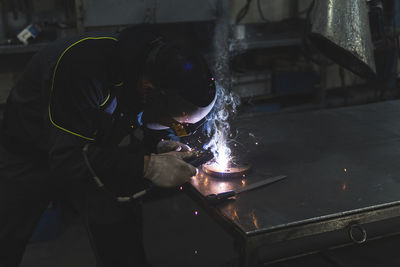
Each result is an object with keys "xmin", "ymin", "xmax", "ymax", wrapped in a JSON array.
[
  {"xmin": 190, "ymin": 100, "xmax": 400, "ymax": 236},
  {"xmin": 308, "ymin": 0, "xmax": 376, "ymax": 78}
]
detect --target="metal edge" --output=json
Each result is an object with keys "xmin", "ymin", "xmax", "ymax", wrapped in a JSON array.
[
  {"xmin": 263, "ymin": 231, "xmax": 400, "ymax": 266},
  {"xmin": 246, "ymin": 203, "xmax": 400, "ymax": 248},
  {"xmin": 185, "ymin": 183, "xmax": 249, "ymax": 241},
  {"xmin": 245, "ymin": 200, "xmax": 400, "ymax": 236}
]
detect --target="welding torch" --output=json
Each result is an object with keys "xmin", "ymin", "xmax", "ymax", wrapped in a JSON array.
[{"xmin": 82, "ymin": 143, "xmax": 213, "ymax": 203}]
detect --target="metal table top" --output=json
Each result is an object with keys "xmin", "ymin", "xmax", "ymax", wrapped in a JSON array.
[{"xmin": 190, "ymin": 101, "xmax": 400, "ymax": 236}]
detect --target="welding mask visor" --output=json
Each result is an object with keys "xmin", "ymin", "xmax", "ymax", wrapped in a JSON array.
[{"xmin": 143, "ymin": 90, "xmax": 216, "ymax": 136}]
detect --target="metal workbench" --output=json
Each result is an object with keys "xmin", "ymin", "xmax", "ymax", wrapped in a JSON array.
[{"xmin": 188, "ymin": 100, "xmax": 400, "ymax": 266}]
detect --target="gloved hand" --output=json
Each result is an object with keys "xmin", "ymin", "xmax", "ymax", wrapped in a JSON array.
[
  {"xmin": 144, "ymin": 151, "xmax": 197, "ymax": 188},
  {"xmin": 156, "ymin": 140, "xmax": 191, "ymax": 154}
]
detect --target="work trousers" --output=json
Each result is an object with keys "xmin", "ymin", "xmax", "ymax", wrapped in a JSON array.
[{"xmin": 0, "ymin": 143, "xmax": 148, "ymax": 267}]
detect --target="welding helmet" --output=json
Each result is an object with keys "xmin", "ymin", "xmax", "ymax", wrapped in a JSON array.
[{"xmin": 141, "ymin": 39, "xmax": 216, "ymax": 137}]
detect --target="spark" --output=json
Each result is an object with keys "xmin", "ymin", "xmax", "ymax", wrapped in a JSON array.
[
  {"xmin": 241, "ymin": 179, "xmax": 246, "ymax": 186},
  {"xmin": 194, "ymin": 211, "xmax": 198, "ymax": 215},
  {"xmin": 194, "ymin": 250, "xmax": 198, "ymax": 254},
  {"xmin": 342, "ymin": 183, "xmax": 347, "ymax": 191},
  {"xmin": 344, "ymin": 168, "xmax": 347, "ymax": 172},
  {"xmin": 179, "ymin": 186, "xmax": 183, "ymax": 190},
  {"xmin": 255, "ymin": 142, "xmax": 259, "ymax": 145}
]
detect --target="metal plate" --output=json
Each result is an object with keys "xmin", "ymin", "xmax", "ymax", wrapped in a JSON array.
[
  {"xmin": 202, "ymin": 161, "xmax": 251, "ymax": 178},
  {"xmin": 190, "ymin": 100, "xmax": 400, "ymax": 237}
]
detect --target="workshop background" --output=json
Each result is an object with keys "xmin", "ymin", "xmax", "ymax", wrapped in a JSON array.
[{"xmin": 0, "ymin": 0, "xmax": 400, "ymax": 266}]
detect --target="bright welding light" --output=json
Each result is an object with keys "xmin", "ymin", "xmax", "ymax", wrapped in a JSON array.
[
  {"xmin": 203, "ymin": 85, "xmax": 239, "ymax": 172},
  {"xmin": 213, "ymin": 135, "xmax": 231, "ymax": 170}
]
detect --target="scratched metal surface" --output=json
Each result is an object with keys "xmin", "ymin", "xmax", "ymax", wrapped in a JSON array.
[
  {"xmin": 190, "ymin": 101, "xmax": 400, "ymax": 236},
  {"xmin": 309, "ymin": 0, "xmax": 376, "ymax": 78}
]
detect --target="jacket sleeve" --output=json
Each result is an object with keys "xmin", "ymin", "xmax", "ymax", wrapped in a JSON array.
[
  {"xmin": 48, "ymin": 131, "xmax": 146, "ymax": 195},
  {"xmin": 47, "ymin": 45, "xmax": 147, "ymax": 195}
]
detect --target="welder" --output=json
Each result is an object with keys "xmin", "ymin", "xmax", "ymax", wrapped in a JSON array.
[{"xmin": 0, "ymin": 25, "xmax": 216, "ymax": 266}]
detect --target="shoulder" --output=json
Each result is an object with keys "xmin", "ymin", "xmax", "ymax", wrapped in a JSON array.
[
  {"xmin": 52, "ymin": 32, "xmax": 118, "ymax": 76},
  {"xmin": 59, "ymin": 32, "xmax": 118, "ymax": 60}
]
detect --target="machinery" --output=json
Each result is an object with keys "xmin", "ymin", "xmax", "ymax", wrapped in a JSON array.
[{"xmin": 308, "ymin": 0, "xmax": 376, "ymax": 79}]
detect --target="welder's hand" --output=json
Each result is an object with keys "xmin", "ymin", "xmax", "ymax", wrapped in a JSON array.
[
  {"xmin": 156, "ymin": 140, "xmax": 192, "ymax": 154},
  {"xmin": 144, "ymin": 151, "xmax": 197, "ymax": 188}
]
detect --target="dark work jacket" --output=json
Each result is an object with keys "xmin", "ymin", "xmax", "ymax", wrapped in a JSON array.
[{"xmin": 1, "ymin": 28, "xmax": 162, "ymax": 195}]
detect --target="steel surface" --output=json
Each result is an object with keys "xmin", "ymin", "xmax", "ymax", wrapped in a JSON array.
[
  {"xmin": 190, "ymin": 100, "xmax": 400, "ymax": 237},
  {"xmin": 235, "ymin": 175, "xmax": 287, "ymax": 194},
  {"xmin": 308, "ymin": 0, "xmax": 376, "ymax": 78}
]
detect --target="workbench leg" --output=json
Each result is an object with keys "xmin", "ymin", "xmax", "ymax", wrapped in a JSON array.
[{"xmin": 238, "ymin": 239, "xmax": 258, "ymax": 267}]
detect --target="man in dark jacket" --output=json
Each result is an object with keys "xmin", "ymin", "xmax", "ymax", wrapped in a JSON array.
[{"xmin": 0, "ymin": 25, "xmax": 216, "ymax": 266}]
